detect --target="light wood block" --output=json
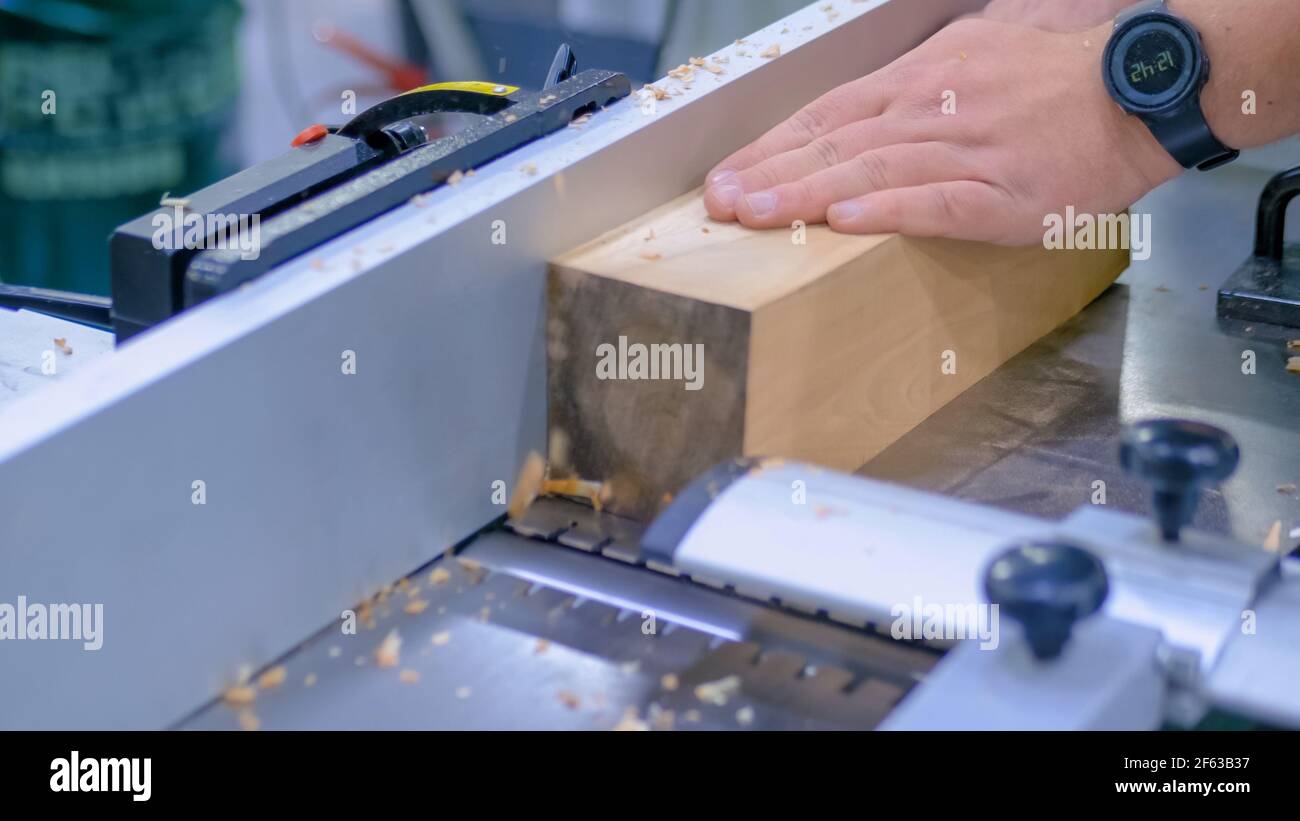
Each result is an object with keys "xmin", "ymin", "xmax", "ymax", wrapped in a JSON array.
[{"xmin": 548, "ymin": 188, "xmax": 1128, "ymax": 519}]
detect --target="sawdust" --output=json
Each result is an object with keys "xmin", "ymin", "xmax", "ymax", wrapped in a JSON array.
[
  {"xmin": 257, "ymin": 665, "xmax": 287, "ymax": 690},
  {"xmin": 431, "ymin": 630, "xmax": 452, "ymax": 646},
  {"xmin": 557, "ymin": 690, "xmax": 581, "ymax": 710},
  {"xmin": 446, "ymin": 170, "xmax": 465, "ymax": 186},
  {"xmin": 660, "ymin": 673, "xmax": 679, "ymax": 692},
  {"xmin": 568, "ymin": 113, "xmax": 592, "ymax": 128},
  {"xmin": 404, "ymin": 599, "xmax": 429, "ymax": 615},
  {"xmin": 223, "ymin": 684, "xmax": 256, "ymax": 707},
  {"xmin": 400, "ymin": 669, "xmax": 421, "ymax": 685},
  {"xmin": 641, "ymin": 84, "xmax": 668, "ymax": 100},
  {"xmin": 375, "ymin": 629, "xmax": 402, "ymax": 667},
  {"xmin": 429, "ymin": 566, "xmax": 451, "ymax": 586},
  {"xmin": 695, "ymin": 674, "xmax": 741, "ymax": 706},
  {"xmin": 759, "ymin": 45, "xmax": 781, "ymax": 59},
  {"xmin": 612, "ymin": 707, "xmax": 649, "ymax": 731},
  {"xmin": 52, "ymin": 338, "xmax": 72, "ymax": 356},
  {"xmin": 539, "ymin": 94, "xmax": 558, "ymax": 106}
]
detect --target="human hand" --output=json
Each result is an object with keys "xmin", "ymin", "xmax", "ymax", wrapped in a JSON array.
[{"xmin": 703, "ymin": 18, "xmax": 1182, "ymax": 244}]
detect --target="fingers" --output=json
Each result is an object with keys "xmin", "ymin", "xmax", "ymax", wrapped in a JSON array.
[
  {"xmin": 825, "ymin": 181, "xmax": 1017, "ymax": 242},
  {"xmin": 705, "ymin": 78, "xmax": 886, "ymax": 187},
  {"xmin": 705, "ymin": 117, "xmax": 918, "ymax": 220},
  {"xmin": 728, "ymin": 142, "xmax": 973, "ymax": 229}
]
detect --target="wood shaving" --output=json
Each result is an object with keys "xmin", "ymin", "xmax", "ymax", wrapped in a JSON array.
[
  {"xmin": 431, "ymin": 630, "xmax": 451, "ymax": 646},
  {"xmin": 760, "ymin": 44, "xmax": 781, "ymax": 59},
  {"xmin": 535, "ymin": 638, "xmax": 551, "ymax": 654},
  {"xmin": 539, "ymin": 94, "xmax": 558, "ymax": 106},
  {"xmin": 409, "ymin": 193, "xmax": 430, "ymax": 207},
  {"xmin": 238, "ymin": 711, "xmax": 260, "ymax": 731},
  {"xmin": 52, "ymin": 337, "xmax": 72, "ymax": 356},
  {"xmin": 1287, "ymin": 356, "xmax": 1300, "ymax": 375},
  {"xmin": 1287, "ymin": 340, "xmax": 1300, "ymax": 351},
  {"xmin": 660, "ymin": 673, "xmax": 679, "ymax": 691},
  {"xmin": 429, "ymin": 566, "xmax": 451, "ymax": 586},
  {"xmin": 734, "ymin": 38, "xmax": 747, "ymax": 45},
  {"xmin": 446, "ymin": 170, "xmax": 465, "ymax": 186},
  {"xmin": 612, "ymin": 707, "xmax": 649, "ymax": 731},
  {"xmin": 642, "ymin": 84, "xmax": 668, "ymax": 100},
  {"xmin": 375, "ymin": 629, "xmax": 402, "ymax": 667},
  {"xmin": 639, "ymin": 251, "xmax": 663, "ymax": 261},
  {"xmin": 504, "ymin": 112, "xmax": 518, "ymax": 123},
  {"xmin": 304, "ymin": 673, "xmax": 317, "ymax": 687},
  {"xmin": 404, "ymin": 599, "xmax": 429, "ymax": 615},
  {"xmin": 257, "ymin": 665, "xmax": 287, "ymax": 690},
  {"xmin": 694, "ymin": 674, "xmax": 741, "ymax": 706},
  {"xmin": 223, "ymin": 684, "xmax": 256, "ymax": 707},
  {"xmin": 568, "ymin": 113, "xmax": 591, "ymax": 128},
  {"xmin": 456, "ymin": 686, "xmax": 473, "ymax": 699},
  {"xmin": 735, "ymin": 705, "xmax": 755, "ymax": 727},
  {"xmin": 399, "ymin": 669, "xmax": 421, "ymax": 684},
  {"xmin": 557, "ymin": 690, "xmax": 581, "ymax": 710},
  {"xmin": 1264, "ymin": 520, "xmax": 1283, "ymax": 552}
]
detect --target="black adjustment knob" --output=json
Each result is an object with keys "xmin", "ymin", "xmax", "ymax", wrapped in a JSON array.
[
  {"xmin": 1119, "ymin": 419, "xmax": 1239, "ymax": 542},
  {"xmin": 984, "ymin": 541, "xmax": 1109, "ymax": 661}
]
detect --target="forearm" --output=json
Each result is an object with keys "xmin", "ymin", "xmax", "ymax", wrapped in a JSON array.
[{"xmin": 1167, "ymin": 0, "xmax": 1300, "ymax": 149}]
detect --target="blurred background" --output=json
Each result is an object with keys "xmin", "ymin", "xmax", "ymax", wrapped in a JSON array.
[{"xmin": 0, "ymin": 0, "xmax": 805, "ymax": 295}]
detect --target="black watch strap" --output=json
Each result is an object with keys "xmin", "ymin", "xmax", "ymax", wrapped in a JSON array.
[{"xmin": 1115, "ymin": 0, "xmax": 1239, "ymax": 171}]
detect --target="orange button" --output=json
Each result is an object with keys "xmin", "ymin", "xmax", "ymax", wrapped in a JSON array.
[{"xmin": 291, "ymin": 124, "xmax": 329, "ymax": 148}]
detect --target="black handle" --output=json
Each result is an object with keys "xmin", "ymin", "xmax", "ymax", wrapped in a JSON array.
[
  {"xmin": 0, "ymin": 284, "xmax": 112, "ymax": 329},
  {"xmin": 1254, "ymin": 165, "xmax": 1300, "ymax": 261}
]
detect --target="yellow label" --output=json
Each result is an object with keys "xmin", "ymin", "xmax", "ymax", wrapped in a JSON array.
[{"xmin": 401, "ymin": 81, "xmax": 519, "ymax": 97}]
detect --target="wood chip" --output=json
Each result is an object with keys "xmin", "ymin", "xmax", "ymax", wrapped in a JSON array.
[
  {"xmin": 641, "ymin": 84, "xmax": 668, "ymax": 100},
  {"xmin": 694, "ymin": 674, "xmax": 741, "ymax": 706},
  {"xmin": 52, "ymin": 337, "xmax": 73, "ymax": 356},
  {"xmin": 404, "ymin": 599, "xmax": 429, "ymax": 615},
  {"xmin": 557, "ymin": 690, "xmax": 581, "ymax": 710},
  {"xmin": 223, "ymin": 684, "xmax": 257, "ymax": 707},
  {"xmin": 375, "ymin": 629, "xmax": 402, "ymax": 667},
  {"xmin": 660, "ymin": 673, "xmax": 679, "ymax": 691},
  {"xmin": 568, "ymin": 113, "xmax": 592, "ymax": 128},
  {"xmin": 759, "ymin": 44, "xmax": 781, "ymax": 59},
  {"xmin": 457, "ymin": 556, "xmax": 482, "ymax": 573},
  {"xmin": 257, "ymin": 665, "xmax": 286, "ymax": 690},
  {"xmin": 1286, "ymin": 356, "xmax": 1300, "ymax": 375},
  {"xmin": 431, "ymin": 630, "xmax": 451, "ymax": 646},
  {"xmin": 612, "ymin": 707, "xmax": 649, "ymax": 731},
  {"xmin": 446, "ymin": 170, "xmax": 465, "ymax": 186},
  {"xmin": 429, "ymin": 566, "xmax": 451, "ymax": 586},
  {"xmin": 639, "ymin": 251, "xmax": 663, "ymax": 261},
  {"xmin": 1286, "ymin": 340, "xmax": 1300, "ymax": 351},
  {"xmin": 539, "ymin": 94, "xmax": 558, "ymax": 106},
  {"xmin": 399, "ymin": 669, "xmax": 421, "ymax": 684},
  {"xmin": 1264, "ymin": 520, "xmax": 1283, "ymax": 552}
]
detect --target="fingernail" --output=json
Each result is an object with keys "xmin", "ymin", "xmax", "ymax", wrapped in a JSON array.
[
  {"xmin": 711, "ymin": 183, "xmax": 742, "ymax": 210},
  {"xmin": 745, "ymin": 191, "xmax": 778, "ymax": 217},
  {"xmin": 709, "ymin": 168, "xmax": 736, "ymax": 185},
  {"xmin": 828, "ymin": 201, "xmax": 862, "ymax": 222}
]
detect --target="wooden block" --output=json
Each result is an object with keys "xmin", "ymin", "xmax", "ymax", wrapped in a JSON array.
[{"xmin": 548, "ymin": 189, "xmax": 1127, "ymax": 519}]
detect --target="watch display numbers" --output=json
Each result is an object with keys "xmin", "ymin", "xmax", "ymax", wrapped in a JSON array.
[{"xmin": 1124, "ymin": 30, "xmax": 1185, "ymax": 95}]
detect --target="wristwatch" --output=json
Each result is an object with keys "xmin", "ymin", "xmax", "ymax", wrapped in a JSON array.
[{"xmin": 1102, "ymin": 0, "xmax": 1238, "ymax": 171}]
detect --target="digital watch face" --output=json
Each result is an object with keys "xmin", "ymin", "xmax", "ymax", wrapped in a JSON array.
[
  {"xmin": 1123, "ymin": 30, "xmax": 1185, "ymax": 95},
  {"xmin": 1106, "ymin": 19, "xmax": 1198, "ymax": 111}
]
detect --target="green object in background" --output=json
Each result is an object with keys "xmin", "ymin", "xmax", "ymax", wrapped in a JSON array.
[{"xmin": 0, "ymin": 0, "xmax": 242, "ymax": 295}]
